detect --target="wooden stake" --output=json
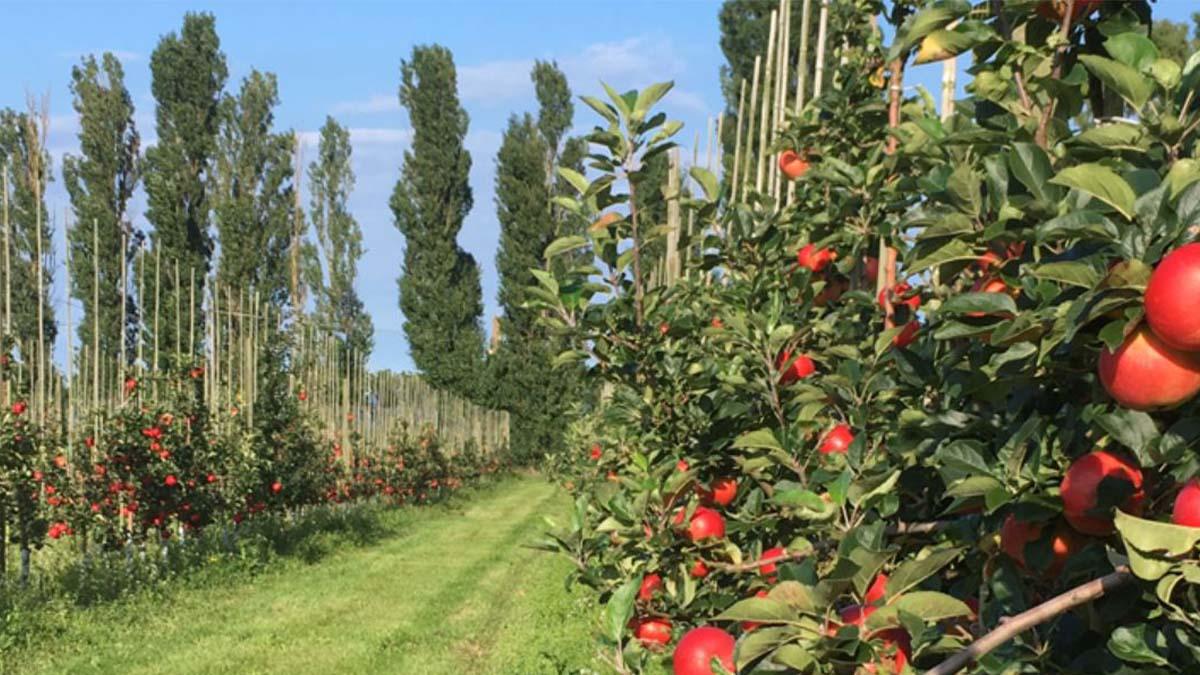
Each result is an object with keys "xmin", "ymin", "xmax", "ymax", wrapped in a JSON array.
[{"xmin": 755, "ymin": 11, "xmax": 777, "ymax": 195}]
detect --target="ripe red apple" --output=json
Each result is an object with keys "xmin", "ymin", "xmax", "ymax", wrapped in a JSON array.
[
  {"xmin": 164, "ymin": 475, "xmax": 177, "ymax": 487},
  {"xmin": 819, "ymin": 423, "xmax": 854, "ymax": 455},
  {"xmin": 893, "ymin": 321, "xmax": 920, "ymax": 349},
  {"xmin": 705, "ymin": 477, "xmax": 738, "ymax": 507},
  {"xmin": 1099, "ymin": 325, "xmax": 1200, "ymax": 410},
  {"xmin": 864, "ymin": 572, "xmax": 888, "ymax": 605},
  {"xmin": 673, "ymin": 626, "xmax": 735, "ymax": 675},
  {"xmin": 776, "ymin": 349, "xmax": 816, "ymax": 385},
  {"xmin": 674, "ymin": 506, "xmax": 726, "ymax": 542},
  {"xmin": 1000, "ymin": 515, "xmax": 1084, "ymax": 576},
  {"xmin": 690, "ymin": 559, "xmax": 709, "ymax": 578},
  {"xmin": 759, "ymin": 547, "xmax": 786, "ymax": 580},
  {"xmin": 639, "ymin": 573, "xmax": 663, "ymax": 602},
  {"xmin": 590, "ymin": 444, "xmax": 603, "ymax": 461},
  {"xmin": 635, "ymin": 617, "xmax": 673, "ymax": 646},
  {"xmin": 1060, "ymin": 450, "xmax": 1145, "ymax": 535},
  {"xmin": 796, "ymin": 243, "xmax": 836, "ymax": 273},
  {"xmin": 1145, "ymin": 243, "xmax": 1200, "ymax": 351},
  {"xmin": 779, "ymin": 149, "xmax": 810, "ymax": 180},
  {"xmin": 1172, "ymin": 479, "xmax": 1200, "ymax": 527},
  {"xmin": 677, "ymin": 459, "xmax": 689, "ymax": 472},
  {"xmin": 271, "ymin": 481, "xmax": 283, "ymax": 494},
  {"xmin": 878, "ymin": 282, "xmax": 920, "ymax": 312}
]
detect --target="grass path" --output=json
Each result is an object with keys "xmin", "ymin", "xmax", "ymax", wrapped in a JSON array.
[{"xmin": 11, "ymin": 476, "xmax": 599, "ymax": 675}]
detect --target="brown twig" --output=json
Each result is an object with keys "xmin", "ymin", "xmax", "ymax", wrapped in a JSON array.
[
  {"xmin": 927, "ymin": 566, "xmax": 1134, "ymax": 675},
  {"xmin": 1035, "ymin": 0, "xmax": 1075, "ymax": 148},
  {"xmin": 990, "ymin": 0, "xmax": 1033, "ymax": 113},
  {"xmin": 702, "ymin": 549, "xmax": 809, "ymax": 573}
]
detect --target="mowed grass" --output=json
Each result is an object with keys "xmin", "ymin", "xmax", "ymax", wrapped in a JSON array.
[{"xmin": 6, "ymin": 476, "xmax": 601, "ymax": 675}]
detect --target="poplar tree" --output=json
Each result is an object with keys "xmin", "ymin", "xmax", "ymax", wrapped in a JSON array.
[
  {"xmin": 213, "ymin": 69, "xmax": 294, "ymax": 310},
  {"xmin": 143, "ymin": 12, "xmax": 227, "ymax": 362},
  {"xmin": 489, "ymin": 61, "xmax": 586, "ymax": 461},
  {"xmin": 392, "ymin": 45, "xmax": 483, "ymax": 399},
  {"xmin": 309, "ymin": 117, "xmax": 373, "ymax": 359},
  {"xmin": 63, "ymin": 52, "xmax": 140, "ymax": 367},
  {"xmin": 0, "ymin": 107, "xmax": 56, "ymax": 351}
]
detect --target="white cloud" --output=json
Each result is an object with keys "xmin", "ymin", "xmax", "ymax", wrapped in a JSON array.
[
  {"xmin": 458, "ymin": 58, "xmax": 536, "ymax": 103},
  {"xmin": 332, "ymin": 93, "xmax": 399, "ymax": 115}
]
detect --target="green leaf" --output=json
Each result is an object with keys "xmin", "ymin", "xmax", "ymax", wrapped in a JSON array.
[
  {"xmin": 884, "ymin": 548, "xmax": 964, "ymax": 602},
  {"xmin": 851, "ymin": 470, "xmax": 901, "ymax": 509},
  {"xmin": 1114, "ymin": 510, "xmax": 1200, "ymax": 558},
  {"xmin": 1095, "ymin": 409, "xmax": 1159, "ymax": 458},
  {"xmin": 1049, "ymin": 164, "xmax": 1137, "ymax": 220},
  {"xmin": 543, "ymin": 235, "xmax": 590, "ymax": 260},
  {"xmin": 733, "ymin": 428, "xmax": 785, "ymax": 451},
  {"xmin": 633, "ymin": 81, "xmax": 674, "ymax": 120},
  {"xmin": 1007, "ymin": 143, "xmax": 1053, "ymax": 203},
  {"xmin": 555, "ymin": 166, "xmax": 590, "ymax": 195},
  {"xmin": 1073, "ymin": 123, "xmax": 1146, "ymax": 150},
  {"xmin": 1103, "ymin": 33, "xmax": 1159, "ymax": 72},
  {"xmin": 580, "ymin": 95, "xmax": 617, "ymax": 125},
  {"xmin": 1108, "ymin": 625, "xmax": 1170, "ymax": 666},
  {"xmin": 940, "ymin": 292, "xmax": 1017, "ymax": 316},
  {"xmin": 909, "ymin": 239, "xmax": 977, "ymax": 274},
  {"xmin": 1165, "ymin": 159, "xmax": 1200, "ymax": 200},
  {"xmin": 604, "ymin": 577, "xmax": 639, "ymax": 643},
  {"xmin": 689, "ymin": 167, "xmax": 719, "ymax": 202},
  {"xmin": 1079, "ymin": 54, "xmax": 1154, "ymax": 110},
  {"xmin": 769, "ymin": 581, "xmax": 822, "ymax": 615},
  {"xmin": 715, "ymin": 597, "xmax": 795, "ymax": 624},
  {"xmin": 866, "ymin": 591, "xmax": 970, "ymax": 629},
  {"xmin": 1029, "ymin": 261, "xmax": 1101, "ymax": 288}
]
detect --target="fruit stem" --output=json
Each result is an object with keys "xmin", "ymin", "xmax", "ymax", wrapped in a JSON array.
[{"xmin": 927, "ymin": 566, "xmax": 1133, "ymax": 675}]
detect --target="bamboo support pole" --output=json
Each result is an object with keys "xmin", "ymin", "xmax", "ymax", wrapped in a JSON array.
[{"xmin": 755, "ymin": 11, "xmax": 777, "ymax": 195}]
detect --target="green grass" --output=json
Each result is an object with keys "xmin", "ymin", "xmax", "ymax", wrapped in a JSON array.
[{"xmin": 4, "ymin": 476, "xmax": 601, "ymax": 674}]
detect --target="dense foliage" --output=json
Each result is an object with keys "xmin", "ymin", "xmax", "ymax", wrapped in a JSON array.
[{"xmin": 539, "ymin": 1, "xmax": 1200, "ymax": 672}]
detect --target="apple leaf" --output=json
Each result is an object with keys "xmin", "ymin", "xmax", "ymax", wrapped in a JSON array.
[
  {"xmin": 543, "ymin": 235, "xmax": 590, "ymax": 260},
  {"xmin": 884, "ymin": 547, "xmax": 964, "ymax": 602},
  {"xmin": 733, "ymin": 428, "xmax": 785, "ymax": 451},
  {"xmin": 604, "ymin": 577, "xmax": 639, "ymax": 643},
  {"xmin": 1050, "ymin": 164, "xmax": 1137, "ymax": 221},
  {"xmin": 1114, "ymin": 510, "xmax": 1200, "ymax": 558},
  {"xmin": 1079, "ymin": 55, "xmax": 1153, "ymax": 111},
  {"xmin": 866, "ymin": 591, "xmax": 971, "ymax": 629},
  {"xmin": 940, "ymin": 292, "xmax": 1017, "ymax": 316},
  {"xmin": 715, "ymin": 597, "xmax": 796, "ymax": 624}
]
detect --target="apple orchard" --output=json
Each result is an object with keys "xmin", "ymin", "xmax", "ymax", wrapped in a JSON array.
[{"xmin": 536, "ymin": 0, "xmax": 1200, "ymax": 673}]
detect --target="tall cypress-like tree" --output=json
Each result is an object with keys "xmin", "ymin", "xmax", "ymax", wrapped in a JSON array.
[
  {"xmin": 143, "ymin": 12, "xmax": 227, "ymax": 362},
  {"xmin": 0, "ymin": 107, "xmax": 56, "ymax": 351},
  {"xmin": 63, "ymin": 53, "xmax": 140, "ymax": 367},
  {"xmin": 392, "ymin": 45, "xmax": 483, "ymax": 398},
  {"xmin": 488, "ymin": 61, "xmax": 586, "ymax": 461},
  {"xmin": 309, "ymin": 117, "xmax": 373, "ymax": 359},
  {"xmin": 213, "ymin": 69, "xmax": 294, "ymax": 309}
]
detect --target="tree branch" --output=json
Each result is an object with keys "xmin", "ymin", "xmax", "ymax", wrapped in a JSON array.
[
  {"xmin": 701, "ymin": 549, "xmax": 811, "ymax": 573},
  {"xmin": 927, "ymin": 566, "xmax": 1134, "ymax": 675},
  {"xmin": 990, "ymin": 0, "xmax": 1033, "ymax": 113},
  {"xmin": 1035, "ymin": 0, "xmax": 1075, "ymax": 148}
]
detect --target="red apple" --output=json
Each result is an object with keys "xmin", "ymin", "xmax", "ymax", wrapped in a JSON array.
[
  {"xmin": 164, "ymin": 475, "xmax": 177, "ymax": 487},
  {"xmin": 864, "ymin": 572, "xmax": 888, "ymax": 605},
  {"xmin": 636, "ymin": 617, "xmax": 673, "ymax": 646},
  {"xmin": 1060, "ymin": 450, "xmax": 1145, "ymax": 536},
  {"xmin": 1000, "ymin": 515, "xmax": 1084, "ymax": 576},
  {"xmin": 673, "ymin": 626, "xmax": 735, "ymax": 675},
  {"xmin": 690, "ymin": 559, "xmax": 709, "ymax": 578},
  {"xmin": 776, "ymin": 349, "xmax": 816, "ymax": 385},
  {"xmin": 893, "ymin": 321, "xmax": 920, "ymax": 349},
  {"xmin": 674, "ymin": 506, "xmax": 726, "ymax": 542},
  {"xmin": 1099, "ymin": 325, "xmax": 1200, "ymax": 410},
  {"xmin": 779, "ymin": 149, "xmax": 810, "ymax": 180},
  {"xmin": 590, "ymin": 444, "xmax": 603, "ymax": 461},
  {"xmin": 271, "ymin": 481, "xmax": 283, "ymax": 494},
  {"xmin": 759, "ymin": 547, "xmax": 786, "ymax": 580},
  {"xmin": 1037, "ymin": 0, "xmax": 1101, "ymax": 22},
  {"xmin": 819, "ymin": 424, "xmax": 855, "ymax": 455},
  {"xmin": 796, "ymin": 243, "xmax": 836, "ymax": 273},
  {"xmin": 1172, "ymin": 479, "xmax": 1200, "ymax": 527},
  {"xmin": 705, "ymin": 477, "xmax": 738, "ymax": 507},
  {"xmin": 639, "ymin": 573, "xmax": 663, "ymax": 602},
  {"xmin": 677, "ymin": 459, "xmax": 689, "ymax": 472},
  {"xmin": 878, "ymin": 282, "xmax": 920, "ymax": 312},
  {"xmin": 1145, "ymin": 243, "xmax": 1200, "ymax": 351}
]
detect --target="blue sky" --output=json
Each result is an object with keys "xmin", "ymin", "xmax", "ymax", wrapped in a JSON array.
[{"xmin": 0, "ymin": 1, "xmax": 1194, "ymax": 373}]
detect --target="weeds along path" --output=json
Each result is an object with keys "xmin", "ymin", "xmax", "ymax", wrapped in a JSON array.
[{"xmin": 10, "ymin": 476, "xmax": 598, "ymax": 675}]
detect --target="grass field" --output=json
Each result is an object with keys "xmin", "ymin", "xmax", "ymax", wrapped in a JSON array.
[{"xmin": 5, "ymin": 476, "xmax": 602, "ymax": 675}]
